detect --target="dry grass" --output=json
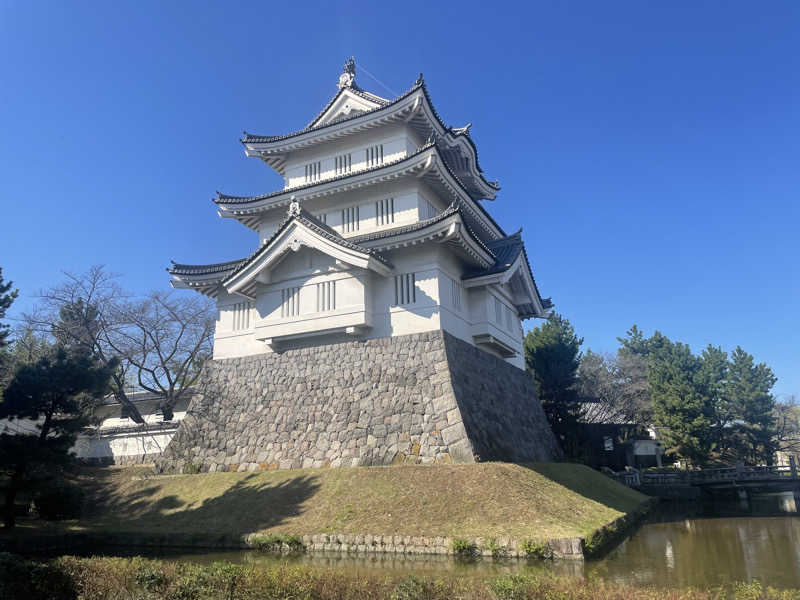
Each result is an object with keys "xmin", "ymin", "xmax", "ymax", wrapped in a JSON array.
[
  {"xmin": 63, "ymin": 462, "xmax": 647, "ymax": 541},
  {"xmin": 4, "ymin": 554, "xmax": 797, "ymax": 600}
]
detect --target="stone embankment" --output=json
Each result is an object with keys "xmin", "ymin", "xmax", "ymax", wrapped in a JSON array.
[
  {"xmin": 156, "ymin": 331, "xmax": 560, "ymax": 474},
  {"xmin": 0, "ymin": 531, "xmax": 586, "ymax": 560}
]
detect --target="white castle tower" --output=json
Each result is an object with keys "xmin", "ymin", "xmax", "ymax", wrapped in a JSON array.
[{"xmin": 168, "ymin": 59, "xmax": 551, "ymax": 370}]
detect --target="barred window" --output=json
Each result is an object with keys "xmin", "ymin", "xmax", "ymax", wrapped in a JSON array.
[
  {"xmin": 304, "ymin": 161, "xmax": 322, "ymax": 183},
  {"xmin": 394, "ymin": 273, "xmax": 416, "ymax": 306},
  {"xmin": 450, "ymin": 277, "xmax": 462, "ymax": 311},
  {"xmin": 281, "ymin": 287, "xmax": 301, "ymax": 317},
  {"xmin": 375, "ymin": 198, "xmax": 394, "ymax": 226},
  {"xmin": 494, "ymin": 297, "xmax": 503, "ymax": 324},
  {"xmin": 335, "ymin": 153, "xmax": 352, "ymax": 175},
  {"xmin": 341, "ymin": 205, "xmax": 360, "ymax": 233},
  {"xmin": 315, "ymin": 212, "xmax": 328, "ymax": 224},
  {"xmin": 316, "ymin": 281, "xmax": 336, "ymax": 312},
  {"xmin": 232, "ymin": 301, "xmax": 252, "ymax": 330},
  {"xmin": 420, "ymin": 198, "xmax": 438, "ymax": 220},
  {"xmin": 365, "ymin": 144, "xmax": 384, "ymax": 167}
]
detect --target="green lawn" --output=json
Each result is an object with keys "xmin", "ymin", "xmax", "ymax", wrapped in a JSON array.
[{"xmin": 31, "ymin": 462, "xmax": 648, "ymax": 542}]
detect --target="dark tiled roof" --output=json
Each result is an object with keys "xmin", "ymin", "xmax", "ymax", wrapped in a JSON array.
[
  {"xmin": 241, "ymin": 74, "xmax": 499, "ymax": 196},
  {"xmin": 240, "ymin": 75, "xmax": 496, "ymax": 191},
  {"xmin": 349, "ymin": 203, "xmax": 494, "ymax": 258},
  {"xmin": 463, "ymin": 230, "xmax": 552, "ymax": 314},
  {"xmin": 242, "ymin": 80, "xmax": 418, "ymax": 145},
  {"xmin": 468, "ymin": 231, "xmax": 525, "ymax": 277},
  {"xmin": 213, "ymin": 144, "xmax": 435, "ymax": 206},
  {"xmin": 216, "ymin": 142, "xmax": 506, "ymax": 241},
  {"xmin": 168, "ymin": 258, "xmax": 247, "ymax": 276},
  {"xmin": 222, "ymin": 207, "xmax": 390, "ymax": 286}
]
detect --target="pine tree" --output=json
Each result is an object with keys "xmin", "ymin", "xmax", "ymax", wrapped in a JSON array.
[
  {"xmin": 726, "ymin": 347, "xmax": 777, "ymax": 465},
  {"xmin": 696, "ymin": 345, "xmax": 730, "ymax": 461},
  {"xmin": 0, "ymin": 268, "xmax": 17, "ymax": 350},
  {"xmin": 524, "ymin": 313, "xmax": 583, "ymax": 456},
  {"xmin": 649, "ymin": 341, "xmax": 715, "ymax": 466},
  {"xmin": 0, "ymin": 348, "xmax": 116, "ymax": 528}
]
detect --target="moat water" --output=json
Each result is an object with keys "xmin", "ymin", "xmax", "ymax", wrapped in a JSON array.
[{"xmin": 64, "ymin": 492, "xmax": 800, "ymax": 589}]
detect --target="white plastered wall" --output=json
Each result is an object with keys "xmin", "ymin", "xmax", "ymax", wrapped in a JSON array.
[
  {"xmin": 212, "ymin": 242, "xmax": 527, "ymax": 368},
  {"xmin": 283, "ymin": 124, "xmax": 417, "ymax": 189}
]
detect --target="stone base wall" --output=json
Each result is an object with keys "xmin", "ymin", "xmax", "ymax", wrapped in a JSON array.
[
  {"xmin": 79, "ymin": 454, "xmax": 156, "ymax": 467},
  {"xmin": 156, "ymin": 331, "xmax": 560, "ymax": 474}
]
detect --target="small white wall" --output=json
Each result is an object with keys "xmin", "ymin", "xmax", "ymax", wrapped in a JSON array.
[
  {"xmin": 283, "ymin": 124, "xmax": 416, "ymax": 188},
  {"xmin": 73, "ymin": 430, "xmax": 177, "ymax": 462},
  {"xmin": 212, "ymin": 244, "xmax": 528, "ymax": 369}
]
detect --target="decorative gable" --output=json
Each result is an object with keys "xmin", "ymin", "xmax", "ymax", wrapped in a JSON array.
[{"xmin": 313, "ymin": 88, "xmax": 383, "ymax": 127}]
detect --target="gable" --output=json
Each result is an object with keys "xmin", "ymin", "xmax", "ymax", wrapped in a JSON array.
[
  {"xmin": 313, "ymin": 89, "xmax": 383, "ymax": 127},
  {"xmin": 271, "ymin": 246, "xmax": 336, "ymax": 281},
  {"xmin": 223, "ymin": 216, "xmax": 391, "ymax": 298}
]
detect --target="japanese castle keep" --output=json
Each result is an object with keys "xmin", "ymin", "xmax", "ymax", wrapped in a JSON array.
[{"xmin": 156, "ymin": 60, "xmax": 561, "ymax": 473}]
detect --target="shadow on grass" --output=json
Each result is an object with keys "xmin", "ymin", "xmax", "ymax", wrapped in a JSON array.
[
  {"xmin": 519, "ymin": 463, "xmax": 646, "ymax": 514},
  {"xmin": 81, "ymin": 469, "xmax": 321, "ymax": 535}
]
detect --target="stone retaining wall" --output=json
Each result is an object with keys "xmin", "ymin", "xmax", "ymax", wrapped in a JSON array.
[
  {"xmin": 156, "ymin": 330, "xmax": 560, "ymax": 474},
  {"xmin": 0, "ymin": 531, "xmax": 585, "ymax": 560}
]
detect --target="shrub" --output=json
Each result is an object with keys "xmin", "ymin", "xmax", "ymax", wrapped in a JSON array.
[
  {"xmin": 487, "ymin": 538, "xmax": 509, "ymax": 559},
  {"xmin": 391, "ymin": 575, "xmax": 435, "ymax": 600},
  {"xmin": 134, "ymin": 561, "xmax": 168, "ymax": 592},
  {"xmin": 0, "ymin": 553, "xmax": 76, "ymax": 600},
  {"xmin": 250, "ymin": 533, "xmax": 304, "ymax": 553},
  {"xmin": 33, "ymin": 480, "xmax": 84, "ymax": 520},
  {"xmin": 450, "ymin": 537, "xmax": 479, "ymax": 558},
  {"xmin": 207, "ymin": 561, "xmax": 247, "ymax": 600},
  {"xmin": 520, "ymin": 539, "xmax": 552, "ymax": 560}
]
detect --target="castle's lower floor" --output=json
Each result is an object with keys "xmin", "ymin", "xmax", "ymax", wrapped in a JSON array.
[{"xmin": 156, "ymin": 331, "xmax": 561, "ymax": 473}]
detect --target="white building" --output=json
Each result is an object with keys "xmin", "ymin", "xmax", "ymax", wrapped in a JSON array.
[
  {"xmin": 169, "ymin": 60, "xmax": 551, "ymax": 368},
  {"xmin": 72, "ymin": 391, "xmax": 192, "ymax": 465}
]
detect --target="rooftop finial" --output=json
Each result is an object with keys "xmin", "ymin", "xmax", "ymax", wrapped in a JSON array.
[
  {"xmin": 338, "ymin": 57, "xmax": 356, "ymax": 89},
  {"xmin": 288, "ymin": 196, "xmax": 301, "ymax": 217}
]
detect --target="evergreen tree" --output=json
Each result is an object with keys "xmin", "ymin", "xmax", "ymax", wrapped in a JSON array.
[
  {"xmin": 0, "ymin": 348, "xmax": 116, "ymax": 528},
  {"xmin": 0, "ymin": 268, "xmax": 17, "ymax": 350},
  {"xmin": 52, "ymin": 297, "xmax": 100, "ymax": 357},
  {"xmin": 726, "ymin": 347, "xmax": 777, "ymax": 465},
  {"xmin": 649, "ymin": 341, "xmax": 715, "ymax": 466},
  {"xmin": 0, "ymin": 328, "xmax": 52, "ymax": 391},
  {"xmin": 524, "ymin": 313, "xmax": 583, "ymax": 455},
  {"xmin": 696, "ymin": 345, "xmax": 730, "ymax": 460}
]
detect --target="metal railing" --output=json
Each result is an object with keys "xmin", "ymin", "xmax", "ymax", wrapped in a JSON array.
[{"xmin": 607, "ymin": 464, "xmax": 798, "ymax": 488}]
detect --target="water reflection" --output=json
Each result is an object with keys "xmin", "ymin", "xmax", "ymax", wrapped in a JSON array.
[
  {"xmin": 589, "ymin": 492, "xmax": 800, "ymax": 589},
  {"xmin": 65, "ymin": 491, "xmax": 800, "ymax": 590}
]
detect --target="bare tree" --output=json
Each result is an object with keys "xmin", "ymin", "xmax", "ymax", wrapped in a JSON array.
[
  {"xmin": 23, "ymin": 266, "xmax": 146, "ymax": 423},
  {"xmin": 23, "ymin": 266, "xmax": 215, "ymax": 423},
  {"xmin": 775, "ymin": 395, "xmax": 800, "ymax": 457},
  {"xmin": 577, "ymin": 350, "xmax": 651, "ymax": 427},
  {"xmin": 107, "ymin": 292, "xmax": 214, "ymax": 421}
]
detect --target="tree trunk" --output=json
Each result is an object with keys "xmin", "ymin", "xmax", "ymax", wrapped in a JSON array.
[
  {"xmin": 3, "ymin": 466, "xmax": 24, "ymax": 529},
  {"xmin": 112, "ymin": 376, "xmax": 145, "ymax": 424}
]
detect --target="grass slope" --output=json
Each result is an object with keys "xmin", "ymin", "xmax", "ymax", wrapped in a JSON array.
[{"xmin": 69, "ymin": 462, "xmax": 646, "ymax": 541}]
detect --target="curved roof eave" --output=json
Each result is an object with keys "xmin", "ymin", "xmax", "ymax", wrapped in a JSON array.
[
  {"xmin": 216, "ymin": 143, "xmax": 506, "ymax": 240},
  {"xmin": 241, "ymin": 76, "xmax": 499, "ymax": 194},
  {"xmin": 221, "ymin": 208, "xmax": 391, "ymax": 292}
]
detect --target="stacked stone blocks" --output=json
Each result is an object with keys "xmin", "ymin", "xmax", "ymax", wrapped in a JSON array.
[{"xmin": 156, "ymin": 330, "xmax": 560, "ymax": 473}]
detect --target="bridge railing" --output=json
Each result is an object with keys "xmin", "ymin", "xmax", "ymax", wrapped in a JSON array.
[{"xmin": 635, "ymin": 465, "xmax": 796, "ymax": 487}]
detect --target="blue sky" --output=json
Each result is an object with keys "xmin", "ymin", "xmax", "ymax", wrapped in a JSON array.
[{"xmin": 1, "ymin": 1, "xmax": 797, "ymax": 398}]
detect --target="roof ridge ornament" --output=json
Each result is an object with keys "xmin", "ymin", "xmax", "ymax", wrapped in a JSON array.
[
  {"xmin": 338, "ymin": 57, "xmax": 356, "ymax": 89},
  {"xmin": 414, "ymin": 73, "xmax": 424, "ymax": 87},
  {"xmin": 287, "ymin": 196, "xmax": 301, "ymax": 217}
]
